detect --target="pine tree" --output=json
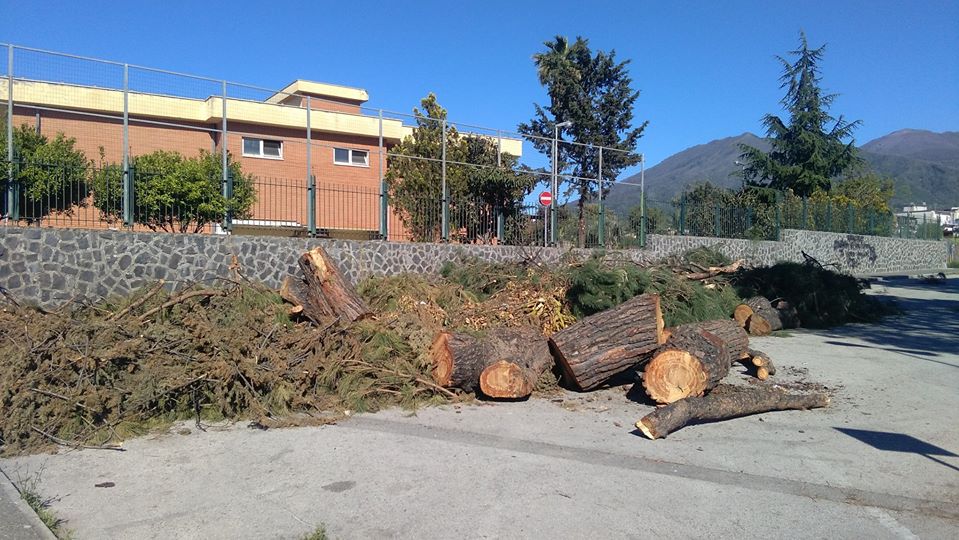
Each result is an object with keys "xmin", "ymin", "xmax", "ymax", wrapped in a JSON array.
[
  {"xmin": 739, "ymin": 31, "xmax": 861, "ymax": 197},
  {"xmin": 519, "ymin": 36, "xmax": 647, "ymax": 247}
]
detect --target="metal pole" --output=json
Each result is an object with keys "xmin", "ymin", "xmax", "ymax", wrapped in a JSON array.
[
  {"xmin": 597, "ymin": 146, "xmax": 605, "ymax": 246},
  {"xmin": 306, "ymin": 96, "xmax": 315, "ymax": 236},
  {"xmin": 544, "ymin": 205, "xmax": 548, "ymax": 247},
  {"xmin": 640, "ymin": 153, "xmax": 646, "ymax": 247},
  {"xmin": 551, "ymin": 130, "xmax": 558, "ymax": 246},
  {"xmin": 221, "ymin": 80, "xmax": 230, "ymax": 232},
  {"xmin": 496, "ymin": 129, "xmax": 502, "ymax": 168},
  {"xmin": 5, "ymin": 44, "xmax": 14, "ymax": 222},
  {"xmin": 122, "ymin": 63, "xmax": 131, "ymax": 226},
  {"xmin": 379, "ymin": 109, "xmax": 387, "ymax": 240},
  {"xmin": 441, "ymin": 118, "xmax": 448, "ymax": 241}
]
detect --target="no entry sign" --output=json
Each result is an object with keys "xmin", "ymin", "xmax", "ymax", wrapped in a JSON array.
[{"xmin": 539, "ymin": 191, "xmax": 553, "ymax": 206}]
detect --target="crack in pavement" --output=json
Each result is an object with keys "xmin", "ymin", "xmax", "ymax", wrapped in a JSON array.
[{"xmin": 345, "ymin": 416, "xmax": 959, "ymax": 521}]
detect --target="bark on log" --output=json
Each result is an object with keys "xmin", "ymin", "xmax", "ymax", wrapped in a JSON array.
[
  {"xmin": 548, "ymin": 293, "xmax": 665, "ymax": 391},
  {"xmin": 294, "ymin": 246, "xmax": 371, "ymax": 323},
  {"xmin": 432, "ymin": 328, "xmax": 547, "ymax": 393},
  {"xmin": 741, "ymin": 297, "xmax": 783, "ymax": 336},
  {"xmin": 279, "ymin": 276, "xmax": 309, "ymax": 316},
  {"xmin": 772, "ymin": 300, "xmax": 801, "ymax": 329},
  {"xmin": 749, "ymin": 348, "xmax": 777, "ymax": 380},
  {"xmin": 478, "ymin": 337, "xmax": 554, "ymax": 399},
  {"xmin": 635, "ymin": 384, "xmax": 830, "ymax": 439},
  {"xmin": 641, "ymin": 319, "xmax": 749, "ymax": 404},
  {"xmin": 684, "ymin": 259, "xmax": 745, "ymax": 281}
]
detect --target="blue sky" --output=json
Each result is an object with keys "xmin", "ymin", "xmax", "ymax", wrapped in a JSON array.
[{"xmin": 2, "ymin": 0, "xmax": 957, "ymax": 181}]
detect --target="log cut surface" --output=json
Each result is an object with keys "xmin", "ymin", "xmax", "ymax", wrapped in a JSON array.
[
  {"xmin": 548, "ymin": 294, "xmax": 664, "ymax": 391},
  {"xmin": 478, "ymin": 337, "xmax": 553, "ymax": 399},
  {"xmin": 432, "ymin": 328, "xmax": 548, "ymax": 393},
  {"xmin": 636, "ymin": 384, "xmax": 830, "ymax": 439}
]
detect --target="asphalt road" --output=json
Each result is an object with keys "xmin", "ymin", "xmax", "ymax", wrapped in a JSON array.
[{"xmin": 2, "ymin": 276, "xmax": 957, "ymax": 539}]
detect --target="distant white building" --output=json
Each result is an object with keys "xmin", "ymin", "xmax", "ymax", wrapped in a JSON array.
[{"xmin": 896, "ymin": 204, "xmax": 950, "ymax": 226}]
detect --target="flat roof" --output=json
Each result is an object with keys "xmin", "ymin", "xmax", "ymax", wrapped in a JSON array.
[{"xmin": 267, "ymin": 80, "xmax": 369, "ymax": 104}]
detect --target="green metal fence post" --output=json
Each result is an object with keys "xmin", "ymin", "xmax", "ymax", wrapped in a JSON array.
[
  {"xmin": 639, "ymin": 192, "xmax": 647, "ymax": 248},
  {"xmin": 801, "ymin": 197, "xmax": 808, "ymax": 229},
  {"xmin": 775, "ymin": 192, "xmax": 782, "ymax": 240},
  {"xmin": 496, "ymin": 207, "xmax": 504, "ymax": 243},
  {"xmin": 224, "ymin": 169, "xmax": 234, "ymax": 232},
  {"xmin": 826, "ymin": 200, "xmax": 832, "ymax": 232},
  {"xmin": 679, "ymin": 193, "xmax": 686, "ymax": 235},
  {"xmin": 714, "ymin": 202, "xmax": 721, "ymax": 237},
  {"xmin": 598, "ymin": 146, "xmax": 605, "ymax": 246},
  {"xmin": 124, "ymin": 165, "xmax": 134, "ymax": 227},
  {"xmin": 441, "ymin": 119, "xmax": 449, "ymax": 242},
  {"xmin": 847, "ymin": 204, "xmax": 854, "ymax": 233},
  {"xmin": 4, "ymin": 44, "xmax": 13, "ymax": 222},
  {"xmin": 307, "ymin": 174, "xmax": 316, "ymax": 237},
  {"xmin": 378, "ymin": 109, "xmax": 388, "ymax": 240}
]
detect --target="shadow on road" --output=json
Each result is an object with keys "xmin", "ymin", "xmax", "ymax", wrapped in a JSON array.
[
  {"xmin": 818, "ymin": 279, "xmax": 959, "ymax": 359},
  {"xmin": 835, "ymin": 427, "xmax": 959, "ymax": 473}
]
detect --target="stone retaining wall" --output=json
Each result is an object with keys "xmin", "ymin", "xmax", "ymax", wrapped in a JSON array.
[{"xmin": 0, "ymin": 227, "xmax": 946, "ymax": 307}]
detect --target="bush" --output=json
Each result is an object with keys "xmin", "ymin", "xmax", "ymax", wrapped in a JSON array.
[{"xmin": 735, "ymin": 262, "xmax": 893, "ymax": 327}]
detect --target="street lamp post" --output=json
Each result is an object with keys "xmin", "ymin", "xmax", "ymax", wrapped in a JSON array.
[{"xmin": 551, "ymin": 120, "xmax": 572, "ymax": 245}]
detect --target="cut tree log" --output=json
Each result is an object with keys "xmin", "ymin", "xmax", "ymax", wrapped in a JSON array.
[
  {"xmin": 290, "ymin": 246, "xmax": 371, "ymax": 323},
  {"xmin": 635, "ymin": 384, "xmax": 829, "ymax": 439},
  {"xmin": 548, "ymin": 293, "xmax": 665, "ymax": 391},
  {"xmin": 772, "ymin": 300, "xmax": 801, "ymax": 329},
  {"xmin": 742, "ymin": 297, "xmax": 782, "ymax": 336},
  {"xmin": 279, "ymin": 276, "xmax": 309, "ymax": 316},
  {"xmin": 478, "ymin": 338, "xmax": 554, "ymax": 399},
  {"xmin": 736, "ymin": 296, "xmax": 801, "ymax": 336},
  {"xmin": 432, "ymin": 328, "xmax": 549, "ymax": 394},
  {"xmin": 641, "ymin": 319, "xmax": 749, "ymax": 404},
  {"xmin": 749, "ymin": 348, "xmax": 777, "ymax": 380}
]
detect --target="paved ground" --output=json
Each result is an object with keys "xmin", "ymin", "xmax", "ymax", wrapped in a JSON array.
[{"xmin": 1, "ymin": 276, "xmax": 957, "ymax": 539}]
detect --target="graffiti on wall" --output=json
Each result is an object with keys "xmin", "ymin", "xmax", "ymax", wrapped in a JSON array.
[{"xmin": 833, "ymin": 235, "xmax": 878, "ymax": 269}]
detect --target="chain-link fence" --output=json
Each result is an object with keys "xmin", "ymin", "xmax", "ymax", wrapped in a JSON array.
[{"xmin": 1, "ymin": 43, "xmax": 946, "ymax": 248}]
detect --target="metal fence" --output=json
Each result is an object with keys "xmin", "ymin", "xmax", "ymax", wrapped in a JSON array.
[{"xmin": 0, "ymin": 43, "xmax": 946, "ymax": 248}]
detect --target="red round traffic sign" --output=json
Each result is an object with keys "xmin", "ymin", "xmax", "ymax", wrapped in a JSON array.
[{"xmin": 539, "ymin": 191, "xmax": 553, "ymax": 206}]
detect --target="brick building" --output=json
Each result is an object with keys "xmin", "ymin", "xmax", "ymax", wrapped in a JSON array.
[{"xmin": 3, "ymin": 77, "xmax": 521, "ymax": 239}]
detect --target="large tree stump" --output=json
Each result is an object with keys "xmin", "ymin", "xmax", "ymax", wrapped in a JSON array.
[
  {"xmin": 548, "ymin": 293, "xmax": 665, "ymax": 391},
  {"xmin": 479, "ymin": 338, "xmax": 554, "ymax": 399},
  {"xmin": 290, "ymin": 246, "xmax": 371, "ymax": 323},
  {"xmin": 635, "ymin": 384, "xmax": 829, "ymax": 439},
  {"xmin": 431, "ymin": 328, "xmax": 547, "ymax": 393},
  {"xmin": 641, "ymin": 319, "xmax": 749, "ymax": 404}
]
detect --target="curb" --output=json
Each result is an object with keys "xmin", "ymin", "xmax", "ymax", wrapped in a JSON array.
[{"xmin": 0, "ymin": 465, "xmax": 59, "ymax": 540}]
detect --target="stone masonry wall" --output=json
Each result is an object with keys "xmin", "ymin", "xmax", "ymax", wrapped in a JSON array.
[{"xmin": 0, "ymin": 227, "xmax": 946, "ymax": 308}]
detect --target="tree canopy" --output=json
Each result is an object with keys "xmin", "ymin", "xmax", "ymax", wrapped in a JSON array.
[
  {"xmin": 739, "ymin": 31, "xmax": 861, "ymax": 197},
  {"xmin": 92, "ymin": 149, "xmax": 256, "ymax": 233},
  {"xmin": 1, "ymin": 124, "xmax": 89, "ymax": 220},
  {"xmin": 519, "ymin": 35, "xmax": 647, "ymax": 247},
  {"xmin": 385, "ymin": 93, "xmax": 535, "ymax": 242}
]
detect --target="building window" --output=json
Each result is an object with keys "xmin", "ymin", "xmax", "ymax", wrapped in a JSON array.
[
  {"xmin": 333, "ymin": 147, "xmax": 369, "ymax": 167},
  {"xmin": 242, "ymin": 137, "xmax": 283, "ymax": 159}
]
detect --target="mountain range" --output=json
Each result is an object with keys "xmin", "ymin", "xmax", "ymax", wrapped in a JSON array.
[{"xmin": 604, "ymin": 129, "xmax": 959, "ymax": 213}]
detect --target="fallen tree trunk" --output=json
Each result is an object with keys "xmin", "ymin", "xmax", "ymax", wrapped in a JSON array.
[
  {"xmin": 548, "ymin": 293, "xmax": 665, "ymax": 391},
  {"xmin": 684, "ymin": 259, "xmax": 745, "ymax": 281},
  {"xmin": 641, "ymin": 319, "xmax": 749, "ymax": 404},
  {"xmin": 432, "ymin": 328, "xmax": 548, "ymax": 393},
  {"xmin": 292, "ymin": 246, "xmax": 371, "ymax": 323},
  {"xmin": 635, "ymin": 384, "xmax": 830, "ymax": 439},
  {"xmin": 735, "ymin": 296, "xmax": 799, "ymax": 336}
]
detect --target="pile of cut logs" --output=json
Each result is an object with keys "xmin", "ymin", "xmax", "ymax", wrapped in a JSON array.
[{"xmin": 281, "ymin": 246, "xmax": 825, "ymax": 439}]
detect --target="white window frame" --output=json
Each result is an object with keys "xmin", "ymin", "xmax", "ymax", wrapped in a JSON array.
[
  {"xmin": 242, "ymin": 137, "xmax": 284, "ymax": 160},
  {"xmin": 333, "ymin": 147, "xmax": 370, "ymax": 168}
]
